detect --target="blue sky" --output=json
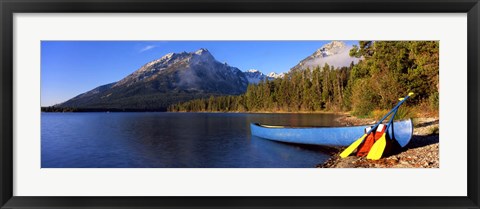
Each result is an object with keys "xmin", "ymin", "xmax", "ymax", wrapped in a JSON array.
[{"xmin": 41, "ymin": 40, "xmax": 359, "ymax": 106}]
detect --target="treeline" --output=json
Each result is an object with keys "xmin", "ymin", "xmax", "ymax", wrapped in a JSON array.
[
  {"xmin": 42, "ymin": 106, "xmax": 81, "ymax": 112},
  {"xmin": 41, "ymin": 106, "xmax": 167, "ymax": 112},
  {"xmin": 168, "ymin": 64, "xmax": 351, "ymax": 112},
  {"xmin": 170, "ymin": 41, "xmax": 439, "ymax": 116}
]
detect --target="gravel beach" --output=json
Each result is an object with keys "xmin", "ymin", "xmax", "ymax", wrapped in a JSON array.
[{"xmin": 318, "ymin": 115, "xmax": 439, "ymax": 168}]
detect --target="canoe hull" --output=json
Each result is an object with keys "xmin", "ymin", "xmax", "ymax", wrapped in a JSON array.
[{"xmin": 250, "ymin": 119, "xmax": 413, "ymax": 147}]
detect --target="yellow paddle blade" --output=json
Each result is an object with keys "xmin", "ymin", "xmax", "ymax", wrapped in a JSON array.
[
  {"xmin": 367, "ymin": 134, "xmax": 387, "ymax": 160},
  {"xmin": 340, "ymin": 134, "xmax": 367, "ymax": 158},
  {"xmin": 400, "ymin": 92, "xmax": 414, "ymax": 100}
]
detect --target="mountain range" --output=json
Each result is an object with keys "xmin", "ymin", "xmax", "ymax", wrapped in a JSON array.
[
  {"xmin": 244, "ymin": 69, "xmax": 284, "ymax": 84},
  {"xmin": 54, "ymin": 41, "xmax": 356, "ymax": 111}
]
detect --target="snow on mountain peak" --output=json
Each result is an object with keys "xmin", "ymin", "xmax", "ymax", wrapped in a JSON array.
[
  {"xmin": 268, "ymin": 72, "xmax": 284, "ymax": 78},
  {"xmin": 190, "ymin": 48, "xmax": 215, "ymax": 65},
  {"xmin": 291, "ymin": 41, "xmax": 361, "ymax": 71},
  {"xmin": 326, "ymin": 40, "xmax": 346, "ymax": 49},
  {"xmin": 314, "ymin": 41, "xmax": 347, "ymax": 57},
  {"xmin": 161, "ymin": 52, "xmax": 174, "ymax": 60},
  {"xmin": 244, "ymin": 69, "xmax": 282, "ymax": 84},
  {"xmin": 143, "ymin": 52, "xmax": 185, "ymax": 69},
  {"xmin": 195, "ymin": 48, "xmax": 209, "ymax": 55}
]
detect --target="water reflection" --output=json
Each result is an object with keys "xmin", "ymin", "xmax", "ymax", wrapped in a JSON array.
[{"xmin": 42, "ymin": 112, "xmax": 339, "ymax": 168}]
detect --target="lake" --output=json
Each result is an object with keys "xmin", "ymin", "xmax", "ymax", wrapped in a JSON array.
[{"xmin": 41, "ymin": 112, "xmax": 341, "ymax": 168}]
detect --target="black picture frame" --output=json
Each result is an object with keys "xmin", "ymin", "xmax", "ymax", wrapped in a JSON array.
[{"xmin": 1, "ymin": 0, "xmax": 479, "ymax": 208}]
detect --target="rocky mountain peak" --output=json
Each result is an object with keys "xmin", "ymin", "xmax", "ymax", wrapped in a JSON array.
[
  {"xmin": 314, "ymin": 41, "xmax": 347, "ymax": 57},
  {"xmin": 195, "ymin": 48, "xmax": 210, "ymax": 55},
  {"xmin": 291, "ymin": 41, "xmax": 361, "ymax": 71},
  {"xmin": 161, "ymin": 52, "xmax": 174, "ymax": 60},
  {"xmin": 191, "ymin": 48, "xmax": 215, "ymax": 63},
  {"xmin": 268, "ymin": 72, "xmax": 284, "ymax": 78},
  {"xmin": 325, "ymin": 40, "xmax": 346, "ymax": 49},
  {"xmin": 244, "ymin": 69, "xmax": 283, "ymax": 84}
]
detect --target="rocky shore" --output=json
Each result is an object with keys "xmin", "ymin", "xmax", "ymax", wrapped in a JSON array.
[{"xmin": 317, "ymin": 115, "xmax": 439, "ymax": 168}]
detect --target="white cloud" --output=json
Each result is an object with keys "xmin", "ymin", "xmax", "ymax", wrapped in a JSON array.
[
  {"xmin": 139, "ymin": 45, "xmax": 157, "ymax": 53},
  {"xmin": 302, "ymin": 46, "xmax": 361, "ymax": 69}
]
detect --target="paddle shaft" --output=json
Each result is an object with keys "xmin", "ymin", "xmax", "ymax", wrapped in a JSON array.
[
  {"xmin": 364, "ymin": 94, "xmax": 411, "ymax": 136},
  {"xmin": 384, "ymin": 106, "xmax": 400, "ymax": 135}
]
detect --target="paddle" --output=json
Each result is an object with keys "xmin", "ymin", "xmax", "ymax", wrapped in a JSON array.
[
  {"xmin": 339, "ymin": 106, "xmax": 399, "ymax": 158},
  {"xmin": 339, "ymin": 92, "xmax": 413, "ymax": 158},
  {"xmin": 367, "ymin": 93, "xmax": 413, "ymax": 160},
  {"xmin": 366, "ymin": 106, "xmax": 399, "ymax": 160}
]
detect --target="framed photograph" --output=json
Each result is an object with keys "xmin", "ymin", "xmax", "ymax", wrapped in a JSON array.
[{"xmin": 1, "ymin": 0, "xmax": 479, "ymax": 208}]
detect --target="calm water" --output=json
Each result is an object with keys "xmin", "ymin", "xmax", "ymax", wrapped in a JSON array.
[{"xmin": 41, "ymin": 112, "xmax": 341, "ymax": 168}]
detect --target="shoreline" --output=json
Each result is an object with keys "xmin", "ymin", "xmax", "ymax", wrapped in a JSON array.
[{"xmin": 317, "ymin": 114, "xmax": 439, "ymax": 168}]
